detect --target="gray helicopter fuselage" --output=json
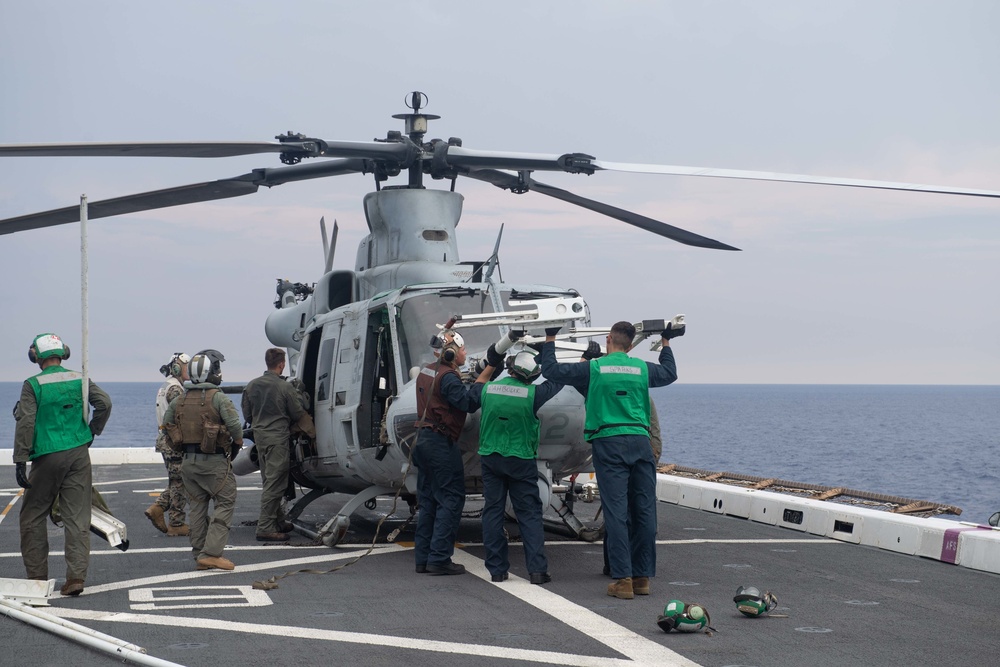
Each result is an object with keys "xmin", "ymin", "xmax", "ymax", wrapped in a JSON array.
[
  {"xmin": 288, "ymin": 281, "xmax": 591, "ymax": 495},
  {"xmin": 262, "ymin": 187, "xmax": 593, "ymax": 495}
]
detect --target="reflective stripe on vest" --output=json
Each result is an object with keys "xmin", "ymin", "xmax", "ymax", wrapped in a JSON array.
[
  {"xmin": 479, "ymin": 378, "xmax": 538, "ymax": 460},
  {"xmin": 27, "ymin": 367, "xmax": 93, "ymax": 459},
  {"xmin": 583, "ymin": 353, "xmax": 650, "ymax": 441}
]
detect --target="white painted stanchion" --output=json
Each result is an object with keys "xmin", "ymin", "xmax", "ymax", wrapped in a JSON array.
[
  {"xmin": 80, "ymin": 196, "xmax": 90, "ymax": 417},
  {"xmin": 0, "ymin": 595, "xmax": 185, "ymax": 666}
]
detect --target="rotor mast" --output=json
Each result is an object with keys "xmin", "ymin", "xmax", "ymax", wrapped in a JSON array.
[{"xmin": 392, "ymin": 91, "xmax": 439, "ymax": 189}]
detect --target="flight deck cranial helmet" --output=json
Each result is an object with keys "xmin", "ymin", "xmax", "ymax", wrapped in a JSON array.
[
  {"xmin": 160, "ymin": 352, "xmax": 191, "ymax": 378},
  {"xmin": 432, "ymin": 330, "xmax": 465, "ymax": 364},
  {"xmin": 28, "ymin": 333, "xmax": 71, "ymax": 364},
  {"xmin": 734, "ymin": 585, "xmax": 778, "ymax": 617},
  {"xmin": 507, "ymin": 350, "xmax": 541, "ymax": 383},
  {"xmin": 189, "ymin": 349, "xmax": 225, "ymax": 385},
  {"xmin": 657, "ymin": 599, "xmax": 710, "ymax": 633}
]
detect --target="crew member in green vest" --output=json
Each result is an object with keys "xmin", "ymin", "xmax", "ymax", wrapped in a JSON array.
[
  {"xmin": 539, "ymin": 317, "xmax": 685, "ymax": 600},
  {"xmin": 474, "ymin": 349, "xmax": 564, "ymax": 584},
  {"xmin": 13, "ymin": 333, "xmax": 113, "ymax": 597}
]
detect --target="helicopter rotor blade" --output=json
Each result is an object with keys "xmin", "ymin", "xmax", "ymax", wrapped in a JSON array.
[
  {"xmin": 444, "ymin": 146, "xmax": 1000, "ymax": 200},
  {"xmin": 464, "ymin": 169, "xmax": 739, "ymax": 251},
  {"xmin": 0, "ymin": 141, "xmax": 316, "ymax": 159},
  {"xmin": 0, "ymin": 158, "xmax": 368, "ymax": 235},
  {"xmin": 591, "ymin": 160, "xmax": 1000, "ymax": 200},
  {"xmin": 0, "ymin": 138, "xmax": 418, "ymax": 164}
]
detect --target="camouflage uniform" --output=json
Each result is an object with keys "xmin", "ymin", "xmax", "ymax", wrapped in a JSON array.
[{"xmin": 154, "ymin": 378, "xmax": 187, "ymax": 529}]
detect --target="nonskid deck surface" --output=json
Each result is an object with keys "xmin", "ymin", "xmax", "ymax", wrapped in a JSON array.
[{"xmin": 1, "ymin": 464, "xmax": 998, "ymax": 667}]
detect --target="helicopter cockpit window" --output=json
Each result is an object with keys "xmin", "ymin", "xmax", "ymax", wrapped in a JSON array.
[
  {"xmin": 316, "ymin": 337, "xmax": 336, "ymax": 403},
  {"xmin": 396, "ymin": 288, "xmax": 514, "ymax": 377}
]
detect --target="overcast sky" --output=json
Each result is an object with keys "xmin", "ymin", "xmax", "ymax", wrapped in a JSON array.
[{"xmin": 1, "ymin": 1, "xmax": 998, "ymax": 384}]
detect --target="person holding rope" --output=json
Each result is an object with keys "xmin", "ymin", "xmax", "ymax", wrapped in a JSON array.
[{"xmin": 412, "ymin": 329, "xmax": 500, "ymax": 576}]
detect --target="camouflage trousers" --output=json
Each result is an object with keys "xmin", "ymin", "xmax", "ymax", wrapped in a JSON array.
[{"xmin": 155, "ymin": 438, "xmax": 187, "ymax": 527}]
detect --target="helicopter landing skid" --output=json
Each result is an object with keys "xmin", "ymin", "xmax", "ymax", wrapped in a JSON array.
[
  {"xmin": 290, "ymin": 485, "xmax": 397, "ymax": 548},
  {"xmin": 547, "ymin": 490, "xmax": 603, "ymax": 542}
]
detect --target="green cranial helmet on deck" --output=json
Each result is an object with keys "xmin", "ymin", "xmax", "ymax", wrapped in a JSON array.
[
  {"xmin": 657, "ymin": 599, "xmax": 710, "ymax": 633},
  {"xmin": 734, "ymin": 585, "xmax": 778, "ymax": 617}
]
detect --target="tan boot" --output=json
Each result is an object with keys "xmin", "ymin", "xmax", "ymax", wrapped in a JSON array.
[
  {"xmin": 144, "ymin": 504, "xmax": 167, "ymax": 533},
  {"xmin": 196, "ymin": 556, "xmax": 235, "ymax": 571},
  {"xmin": 633, "ymin": 576, "xmax": 650, "ymax": 595},
  {"xmin": 167, "ymin": 524, "xmax": 190, "ymax": 537},
  {"xmin": 607, "ymin": 577, "xmax": 634, "ymax": 600},
  {"xmin": 60, "ymin": 579, "xmax": 85, "ymax": 596}
]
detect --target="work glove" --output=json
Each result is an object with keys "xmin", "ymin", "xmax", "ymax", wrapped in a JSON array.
[
  {"xmin": 582, "ymin": 341, "xmax": 603, "ymax": 360},
  {"xmin": 485, "ymin": 343, "xmax": 505, "ymax": 368},
  {"xmin": 15, "ymin": 462, "xmax": 31, "ymax": 489},
  {"xmin": 544, "ymin": 326, "xmax": 562, "ymax": 337},
  {"xmin": 662, "ymin": 315, "xmax": 686, "ymax": 340},
  {"xmin": 229, "ymin": 441, "xmax": 243, "ymax": 461}
]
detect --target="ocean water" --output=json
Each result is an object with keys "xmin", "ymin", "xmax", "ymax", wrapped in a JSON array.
[{"xmin": 2, "ymin": 382, "xmax": 997, "ymax": 524}]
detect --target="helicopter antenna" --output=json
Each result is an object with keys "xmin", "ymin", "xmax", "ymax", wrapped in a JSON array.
[
  {"xmin": 320, "ymin": 217, "xmax": 338, "ymax": 273},
  {"xmin": 481, "ymin": 224, "xmax": 507, "ymax": 326},
  {"xmin": 484, "ymin": 223, "xmax": 504, "ymax": 282}
]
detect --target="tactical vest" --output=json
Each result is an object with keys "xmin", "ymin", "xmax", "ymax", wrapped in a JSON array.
[
  {"xmin": 584, "ymin": 353, "xmax": 650, "ymax": 441},
  {"xmin": 479, "ymin": 378, "xmax": 539, "ymax": 460},
  {"xmin": 414, "ymin": 363, "xmax": 467, "ymax": 441},
  {"xmin": 171, "ymin": 388, "xmax": 230, "ymax": 454},
  {"xmin": 26, "ymin": 367, "xmax": 93, "ymax": 459}
]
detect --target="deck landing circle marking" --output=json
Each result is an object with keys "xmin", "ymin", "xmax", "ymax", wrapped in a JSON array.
[
  {"xmin": 890, "ymin": 578, "xmax": 920, "ymax": 583},
  {"xmin": 845, "ymin": 600, "xmax": 879, "ymax": 605},
  {"xmin": 771, "ymin": 548, "xmax": 797, "ymax": 553},
  {"xmin": 795, "ymin": 627, "xmax": 833, "ymax": 633},
  {"xmin": 668, "ymin": 581, "xmax": 700, "ymax": 586},
  {"xmin": 682, "ymin": 527, "xmax": 706, "ymax": 531}
]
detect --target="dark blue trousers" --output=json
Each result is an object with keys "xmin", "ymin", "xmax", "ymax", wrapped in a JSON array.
[
  {"xmin": 591, "ymin": 434, "xmax": 657, "ymax": 579},
  {"xmin": 481, "ymin": 453, "xmax": 549, "ymax": 577},
  {"xmin": 413, "ymin": 429, "xmax": 466, "ymax": 567}
]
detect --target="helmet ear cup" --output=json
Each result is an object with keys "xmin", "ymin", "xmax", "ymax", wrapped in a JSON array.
[
  {"xmin": 61, "ymin": 344, "xmax": 70, "ymax": 361},
  {"xmin": 28, "ymin": 345, "xmax": 37, "ymax": 364},
  {"xmin": 441, "ymin": 344, "xmax": 458, "ymax": 364}
]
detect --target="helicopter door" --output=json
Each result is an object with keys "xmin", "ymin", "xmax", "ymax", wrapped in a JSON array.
[
  {"xmin": 311, "ymin": 321, "xmax": 343, "ymax": 458},
  {"xmin": 357, "ymin": 307, "xmax": 397, "ymax": 453}
]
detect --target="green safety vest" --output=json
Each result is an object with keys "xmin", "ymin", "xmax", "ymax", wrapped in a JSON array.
[
  {"xmin": 27, "ymin": 366, "xmax": 93, "ymax": 459},
  {"xmin": 583, "ymin": 352, "xmax": 650, "ymax": 441},
  {"xmin": 479, "ymin": 378, "xmax": 539, "ymax": 460}
]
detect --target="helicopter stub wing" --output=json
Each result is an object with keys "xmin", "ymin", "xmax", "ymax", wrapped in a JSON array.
[
  {"xmin": 0, "ymin": 158, "xmax": 369, "ymax": 235},
  {"xmin": 463, "ymin": 168, "xmax": 740, "ymax": 251}
]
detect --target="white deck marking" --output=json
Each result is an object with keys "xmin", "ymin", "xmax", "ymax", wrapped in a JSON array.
[
  {"xmin": 44, "ymin": 545, "xmax": 704, "ymax": 667},
  {"xmin": 83, "ymin": 546, "xmax": 405, "ymax": 595},
  {"xmin": 0, "ymin": 490, "xmax": 22, "ymax": 526},
  {"xmin": 129, "ymin": 585, "xmax": 272, "ymax": 611},
  {"xmin": 451, "ymin": 549, "xmax": 701, "ymax": 667},
  {"xmin": 53, "ymin": 607, "xmax": 659, "ymax": 667}
]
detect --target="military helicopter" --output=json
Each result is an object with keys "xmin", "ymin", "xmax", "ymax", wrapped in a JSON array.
[{"xmin": 3, "ymin": 92, "xmax": 999, "ymax": 546}]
